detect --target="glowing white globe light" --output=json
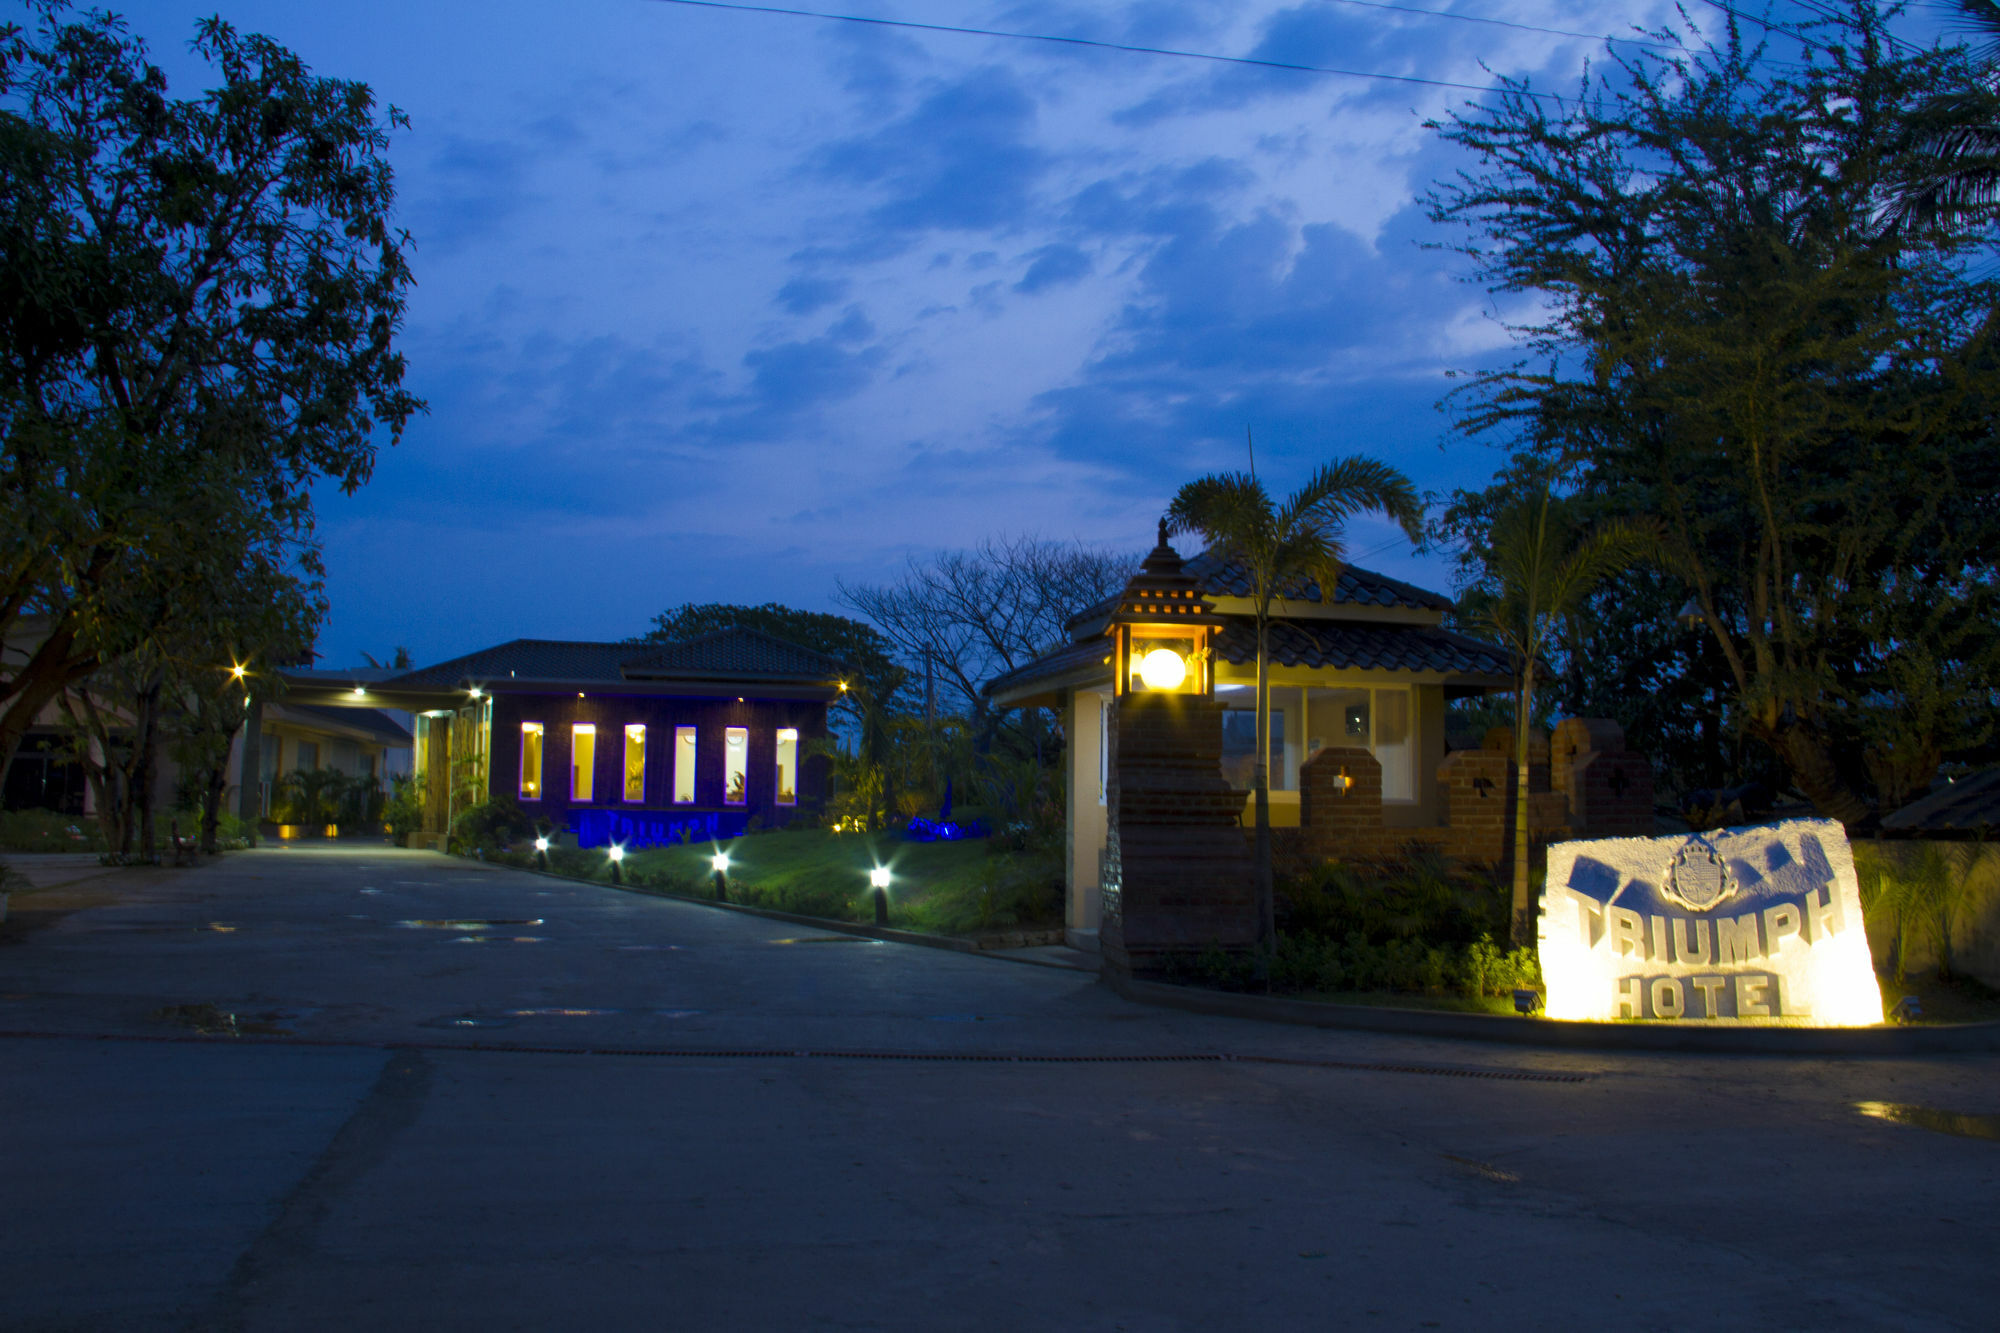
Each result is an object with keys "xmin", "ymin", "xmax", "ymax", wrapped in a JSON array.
[
  {"xmin": 607, "ymin": 844, "xmax": 625, "ymax": 862},
  {"xmin": 711, "ymin": 852, "xmax": 730, "ymax": 873},
  {"xmin": 534, "ymin": 836, "xmax": 550, "ymax": 852},
  {"xmin": 869, "ymin": 866, "xmax": 892, "ymax": 889},
  {"xmin": 1138, "ymin": 648, "xmax": 1187, "ymax": 690}
]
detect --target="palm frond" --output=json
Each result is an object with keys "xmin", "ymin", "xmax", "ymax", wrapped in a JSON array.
[{"xmin": 1282, "ymin": 457, "xmax": 1425, "ymax": 544}]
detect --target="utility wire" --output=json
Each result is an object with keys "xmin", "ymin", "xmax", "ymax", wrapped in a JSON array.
[{"xmin": 636, "ymin": 0, "xmax": 1628, "ymax": 101}]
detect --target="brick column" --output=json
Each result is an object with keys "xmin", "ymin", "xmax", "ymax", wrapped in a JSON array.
[{"xmin": 1102, "ymin": 693, "xmax": 1255, "ymax": 977}]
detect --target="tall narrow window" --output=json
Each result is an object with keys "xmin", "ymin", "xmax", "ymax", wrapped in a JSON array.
[
  {"xmin": 775, "ymin": 728, "xmax": 798, "ymax": 806},
  {"xmin": 623, "ymin": 724, "xmax": 646, "ymax": 802},
  {"xmin": 673, "ymin": 727, "xmax": 697, "ymax": 803},
  {"xmin": 520, "ymin": 722, "xmax": 544, "ymax": 799},
  {"xmin": 571, "ymin": 723, "xmax": 596, "ymax": 802},
  {"xmin": 724, "ymin": 727, "xmax": 748, "ymax": 805}
]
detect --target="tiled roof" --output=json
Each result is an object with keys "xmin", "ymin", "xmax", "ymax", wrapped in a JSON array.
[
  {"xmin": 1182, "ymin": 550, "xmax": 1452, "ymax": 611},
  {"xmin": 621, "ymin": 627, "xmax": 843, "ymax": 678},
  {"xmin": 1881, "ymin": 767, "xmax": 2000, "ymax": 835},
  {"xmin": 385, "ymin": 640, "xmax": 643, "ymax": 688},
  {"xmin": 385, "ymin": 629, "xmax": 840, "ymax": 690},
  {"xmin": 1215, "ymin": 619, "xmax": 1511, "ymax": 676},
  {"xmin": 987, "ymin": 616, "xmax": 1510, "ymax": 702},
  {"xmin": 984, "ymin": 635, "xmax": 1112, "ymax": 701}
]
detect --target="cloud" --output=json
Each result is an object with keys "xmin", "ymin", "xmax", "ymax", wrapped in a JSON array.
[
  {"xmin": 813, "ymin": 66, "xmax": 1051, "ymax": 234},
  {"xmin": 777, "ymin": 275, "xmax": 850, "ymax": 314},
  {"xmin": 1015, "ymin": 243, "xmax": 1092, "ymax": 293}
]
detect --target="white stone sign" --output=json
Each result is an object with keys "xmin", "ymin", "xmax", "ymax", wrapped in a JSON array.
[{"xmin": 1539, "ymin": 819, "xmax": 1883, "ymax": 1026}]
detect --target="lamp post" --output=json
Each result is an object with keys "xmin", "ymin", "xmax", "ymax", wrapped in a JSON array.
[
  {"xmin": 534, "ymin": 835, "xmax": 550, "ymax": 871},
  {"xmin": 869, "ymin": 865, "xmax": 891, "ymax": 926},
  {"xmin": 711, "ymin": 851, "xmax": 731, "ymax": 903},
  {"xmin": 607, "ymin": 843, "xmax": 625, "ymax": 886}
]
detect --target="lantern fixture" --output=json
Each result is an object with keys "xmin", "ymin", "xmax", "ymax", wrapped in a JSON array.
[{"xmin": 1104, "ymin": 520, "xmax": 1226, "ymax": 697}]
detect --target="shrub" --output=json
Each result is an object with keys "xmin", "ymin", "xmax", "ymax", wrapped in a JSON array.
[
  {"xmin": 1278, "ymin": 844, "xmax": 1506, "ymax": 947},
  {"xmin": 384, "ymin": 773, "xmax": 424, "ymax": 839},
  {"xmin": 450, "ymin": 796, "xmax": 536, "ymax": 853},
  {"xmin": 1267, "ymin": 931, "xmax": 1539, "ymax": 999}
]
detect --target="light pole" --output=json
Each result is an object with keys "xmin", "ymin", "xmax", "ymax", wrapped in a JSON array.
[
  {"xmin": 711, "ymin": 850, "xmax": 731, "ymax": 903},
  {"xmin": 534, "ymin": 835, "xmax": 550, "ymax": 871},
  {"xmin": 607, "ymin": 843, "xmax": 625, "ymax": 886},
  {"xmin": 869, "ymin": 865, "xmax": 891, "ymax": 926}
]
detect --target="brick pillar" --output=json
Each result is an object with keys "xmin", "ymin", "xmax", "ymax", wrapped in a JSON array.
[
  {"xmin": 1102, "ymin": 693, "xmax": 1255, "ymax": 977},
  {"xmin": 1439, "ymin": 748, "xmax": 1511, "ymax": 868},
  {"xmin": 1550, "ymin": 717, "xmax": 1654, "ymax": 837},
  {"xmin": 1297, "ymin": 746, "xmax": 1383, "ymax": 863}
]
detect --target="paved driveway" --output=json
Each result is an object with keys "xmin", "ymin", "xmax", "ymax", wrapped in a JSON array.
[{"xmin": 1, "ymin": 845, "xmax": 1994, "ymax": 1331}]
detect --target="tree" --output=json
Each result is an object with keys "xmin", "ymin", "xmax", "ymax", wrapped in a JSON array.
[
  {"xmin": 1888, "ymin": 0, "xmax": 2000, "ymax": 229},
  {"xmin": 0, "ymin": 3, "xmax": 421, "ymax": 780},
  {"xmin": 1166, "ymin": 458, "xmax": 1424, "ymax": 963},
  {"xmin": 839, "ymin": 535, "xmax": 1132, "ymax": 723},
  {"xmin": 1427, "ymin": 1, "xmax": 2000, "ymax": 828},
  {"xmin": 1445, "ymin": 462, "xmax": 1652, "ymax": 942}
]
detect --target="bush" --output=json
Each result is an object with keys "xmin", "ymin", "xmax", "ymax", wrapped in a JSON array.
[
  {"xmin": 165, "ymin": 807, "xmax": 251, "ymax": 850},
  {"xmin": 0, "ymin": 808, "xmax": 101, "ymax": 853},
  {"xmin": 1278, "ymin": 844, "xmax": 1506, "ymax": 947},
  {"xmin": 450, "ymin": 796, "xmax": 536, "ymax": 853},
  {"xmin": 384, "ymin": 773, "xmax": 424, "ymax": 839},
  {"xmin": 1268, "ymin": 931, "xmax": 1541, "ymax": 998}
]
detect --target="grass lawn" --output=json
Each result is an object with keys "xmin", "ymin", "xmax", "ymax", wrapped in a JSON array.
[{"xmin": 548, "ymin": 827, "xmax": 1063, "ymax": 936}]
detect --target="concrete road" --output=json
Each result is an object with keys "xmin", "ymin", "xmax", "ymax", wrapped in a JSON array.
[{"xmin": 1, "ymin": 845, "xmax": 1994, "ymax": 1331}]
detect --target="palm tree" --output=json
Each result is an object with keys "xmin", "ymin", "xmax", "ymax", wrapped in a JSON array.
[
  {"xmin": 1466, "ymin": 475, "xmax": 1652, "ymax": 944},
  {"xmin": 1888, "ymin": 0, "xmax": 2000, "ymax": 230},
  {"xmin": 1166, "ymin": 456, "xmax": 1424, "ymax": 963}
]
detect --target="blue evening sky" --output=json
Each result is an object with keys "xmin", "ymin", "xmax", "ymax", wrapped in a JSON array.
[{"xmin": 100, "ymin": 1, "xmax": 1948, "ymax": 668}]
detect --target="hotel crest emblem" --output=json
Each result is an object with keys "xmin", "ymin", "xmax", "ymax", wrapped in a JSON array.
[{"xmin": 1661, "ymin": 837, "xmax": 1736, "ymax": 913}]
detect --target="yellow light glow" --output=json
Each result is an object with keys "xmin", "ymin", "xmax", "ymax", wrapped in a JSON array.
[
  {"xmin": 1138, "ymin": 647, "xmax": 1188, "ymax": 690},
  {"xmin": 230, "ymin": 663, "xmax": 246, "ymax": 679},
  {"xmin": 350, "ymin": 686, "xmax": 366, "ymax": 698},
  {"xmin": 838, "ymin": 681, "xmax": 848, "ymax": 692},
  {"xmin": 469, "ymin": 686, "xmax": 483, "ymax": 698}
]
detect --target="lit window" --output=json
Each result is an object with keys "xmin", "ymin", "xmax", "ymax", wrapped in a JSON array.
[
  {"xmin": 775, "ymin": 728, "xmax": 798, "ymax": 806},
  {"xmin": 572, "ymin": 723, "xmax": 596, "ymax": 802},
  {"xmin": 624, "ymin": 724, "xmax": 646, "ymax": 802},
  {"xmin": 520, "ymin": 722, "xmax": 544, "ymax": 799},
  {"xmin": 724, "ymin": 727, "xmax": 748, "ymax": 805},
  {"xmin": 674, "ymin": 727, "xmax": 696, "ymax": 804}
]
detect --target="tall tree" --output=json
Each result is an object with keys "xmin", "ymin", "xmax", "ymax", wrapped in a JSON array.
[
  {"xmin": 1446, "ymin": 462, "xmax": 1652, "ymax": 942},
  {"xmin": 1166, "ymin": 458, "xmax": 1423, "ymax": 962},
  {"xmin": 0, "ymin": 3, "xmax": 421, "ymax": 779},
  {"xmin": 1427, "ymin": 2, "xmax": 2000, "ymax": 827}
]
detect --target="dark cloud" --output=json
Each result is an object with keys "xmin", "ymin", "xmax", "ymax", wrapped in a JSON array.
[
  {"xmin": 742, "ymin": 330, "xmax": 885, "ymax": 417},
  {"xmin": 813, "ymin": 67, "xmax": 1050, "ymax": 234},
  {"xmin": 1015, "ymin": 243, "xmax": 1092, "ymax": 293},
  {"xmin": 777, "ymin": 275, "xmax": 850, "ymax": 314}
]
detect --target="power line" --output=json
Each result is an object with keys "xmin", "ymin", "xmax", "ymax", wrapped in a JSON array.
[{"xmin": 636, "ymin": 0, "xmax": 1606, "ymax": 101}]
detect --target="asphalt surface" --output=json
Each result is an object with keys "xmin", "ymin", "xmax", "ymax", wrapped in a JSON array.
[{"xmin": 2, "ymin": 844, "xmax": 1995, "ymax": 1331}]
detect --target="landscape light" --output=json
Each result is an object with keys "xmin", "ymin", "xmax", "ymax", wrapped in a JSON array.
[
  {"xmin": 868, "ymin": 865, "xmax": 892, "ymax": 926},
  {"xmin": 869, "ymin": 865, "xmax": 891, "ymax": 890},
  {"xmin": 230, "ymin": 663, "xmax": 246, "ymax": 679},
  {"xmin": 534, "ymin": 836, "xmax": 550, "ymax": 853},
  {"xmin": 607, "ymin": 844, "xmax": 625, "ymax": 863},
  {"xmin": 1138, "ymin": 647, "xmax": 1188, "ymax": 690},
  {"xmin": 350, "ymin": 685, "xmax": 366, "ymax": 698},
  {"xmin": 711, "ymin": 852, "xmax": 731, "ymax": 874},
  {"xmin": 469, "ymin": 685, "xmax": 483, "ymax": 698}
]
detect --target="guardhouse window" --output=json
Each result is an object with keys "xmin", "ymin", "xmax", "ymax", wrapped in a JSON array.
[
  {"xmin": 520, "ymin": 722, "xmax": 544, "ymax": 800},
  {"xmin": 624, "ymin": 724, "xmax": 646, "ymax": 802},
  {"xmin": 775, "ymin": 728, "xmax": 798, "ymax": 806},
  {"xmin": 724, "ymin": 727, "xmax": 748, "ymax": 805},
  {"xmin": 571, "ymin": 723, "xmax": 596, "ymax": 802},
  {"xmin": 673, "ymin": 727, "xmax": 696, "ymax": 804}
]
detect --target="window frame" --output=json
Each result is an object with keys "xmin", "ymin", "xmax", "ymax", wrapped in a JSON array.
[
  {"xmin": 673, "ymin": 726, "xmax": 697, "ymax": 804},
  {"xmin": 774, "ymin": 727, "xmax": 798, "ymax": 807},
  {"xmin": 723, "ymin": 726, "xmax": 748, "ymax": 806},
  {"xmin": 623, "ymin": 723, "xmax": 646, "ymax": 803},
  {"xmin": 571, "ymin": 722, "xmax": 597, "ymax": 803},
  {"xmin": 519, "ymin": 721, "xmax": 545, "ymax": 801}
]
